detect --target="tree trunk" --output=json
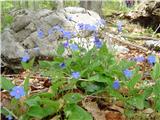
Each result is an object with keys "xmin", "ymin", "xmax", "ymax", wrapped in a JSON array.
[
  {"xmin": 33, "ymin": 0, "xmax": 39, "ymax": 10},
  {"xmin": 24, "ymin": 1, "xmax": 29, "ymax": 8},
  {"xmin": 80, "ymin": 0, "xmax": 102, "ymax": 15},
  {"xmin": 56, "ymin": 0, "xmax": 63, "ymax": 10}
]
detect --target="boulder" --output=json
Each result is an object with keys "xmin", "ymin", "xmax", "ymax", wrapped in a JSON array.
[
  {"xmin": 1, "ymin": 7, "xmax": 104, "ymax": 68},
  {"xmin": 144, "ymin": 40, "xmax": 160, "ymax": 51},
  {"xmin": 125, "ymin": 0, "xmax": 160, "ymax": 32}
]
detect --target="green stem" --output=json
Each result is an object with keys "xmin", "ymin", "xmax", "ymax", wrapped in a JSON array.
[{"xmin": 2, "ymin": 106, "xmax": 18, "ymax": 119}]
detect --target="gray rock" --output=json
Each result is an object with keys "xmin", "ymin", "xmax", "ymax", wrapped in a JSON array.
[
  {"xmin": 144, "ymin": 40, "xmax": 160, "ymax": 50},
  {"xmin": 11, "ymin": 15, "xmax": 31, "ymax": 32},
  {"xmin": 2, "ymin": 7, "xmax": 104, "ymax": 68},
  {"xmin": 125, "ymin": 1, "xmax": 160, "ymax": 32},
  {"xmin": 113, "ymin": 45, "xmax": 129, "ymax": 53},
  {"xmin": 1, "ymin": 28, "xmax": 26, "ymax": 67}
]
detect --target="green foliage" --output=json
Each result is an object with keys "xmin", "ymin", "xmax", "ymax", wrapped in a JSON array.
[
  {"xmin": 1, "ymin": 27, "xmax": 160, "ymax": 119},
  {"xmin": 64, "ymin": 104, "xmax": 93, "ymax": 120},
  {"xmin": 63, "ymin": 93, "xmax": 83, "ymax": 104},
  {"xmin": 21, "ymin": 58, "xmax": 35, "ymax": 70},
  {"xmin": 151, "ymin": 63, "xmax": 160, "ymax": 80},
  {"xmin": 64, "ymin": 1, "xmax": 79, "ymax": 7},
  {"xmin": 102, "ymin": 1, "xmax": 135, "ymax": 16},
  {"xmin": 1, "ymin": 77, "xmax": 15, "ymax": 91}
]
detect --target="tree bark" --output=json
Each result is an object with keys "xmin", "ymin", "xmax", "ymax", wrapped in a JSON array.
[
  {"xmin": 33, "ymin": 0, "xmax": 39, "ymax": 10},
  {"xmin": 80, "ymin": 0, "xmax": 102, "ymax": 15},
  {"xmin": 56, "ymin": 0, "xmax": 63, "ymax": 10}
]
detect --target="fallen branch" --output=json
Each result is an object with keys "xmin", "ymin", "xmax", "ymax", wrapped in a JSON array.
[
  {"xmin": 152, "ymin": 24, "xmax": 160, "ymax": 37},
  {"xmin": 121, "ymin": 34, "xmax": 160, "ymax": 41},
  {"xmin": 105, "ymin": 32, "xmax": 148, "ymax": 52}
]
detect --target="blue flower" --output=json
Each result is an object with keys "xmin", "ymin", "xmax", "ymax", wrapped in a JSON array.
[
  {"xmin": 100, "ymin": 19, "xmax": 106, "ymax": 25},
  {"xmin": 117, "ymin": 21, "xmax": 122, "ymax": 33},
  {"xmin": 59, "ymin": 62, "xmax": 66, "ymax": 69},
  {"xmin": 96, "ymin": 19, "xmax": 106, "ymax": 26},
  {"xmin": 37, "ymin": 29, "xmax": 44, "ymax": 39},
  {"xmin": 62, "ymin": 31, "xmax": 72, "ymax": 40},
  {"xmin": 123, "ymin": 69, "xmax": 133, "ymax": 78},
  {"xmin": 94, "ymin": 36, "xmax": 102, "ymax": 48},
  {"xmin": 21, "ymin": 52, "xmax": 30, "ymax": 62},
  {"xmin": 77, "ymin": 23, "xmax": 84, "ymax": 30},
  {"xmin": 147, "ymin": 55, "xmax": 156, "ymax": 65},
  {"xmin": 6, "ymin": 115, "xmax": 12, "ymax": 120},
  {"xmin": 10, "ymin": 86, "xmax": 25, "ymax": 99},
  {"xmin": 72, "ymin": 72, "xmax": 80, "ymax": 79},
  {"xmin": 53, "ymin": 25, "xmax": 61, "ymax": 30},
  {"xmin": 86, "ymin": 24, "xmax": 97, "ymax": 31},
  {"xmin": 112, "ymin": 80, "xmax": 120, "ymax": 90},
  {"xmin": 63, "ymin": 41, "xmax": 69, "ymax": 48},
  {"xmin": 70, "ymin": 44, "xmax": 79, "ymax": 51},
  {"xmin": 134, "ymin": 56, "xmax": 145, "ymax": 62},
  {"xmin": 53, "ymin": 25, "xmax": 64, "ymax": 33}
]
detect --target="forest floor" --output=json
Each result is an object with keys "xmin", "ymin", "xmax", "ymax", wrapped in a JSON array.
[{"xmin": 1, "ymin": 14, "xmax": 160, "ymax": 120}]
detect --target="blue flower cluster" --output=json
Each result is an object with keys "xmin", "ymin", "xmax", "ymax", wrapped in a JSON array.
[
  {"xmin": 94, "ymin": 36, "xmax": 102, "ymax": 48},
  {"xmin": 70, "ymin": 44, "xmax": 79, "ymax": 51},
  {"xmin": 72, "ymin": 72, "xmax": 80, "ymax": 79},
  {"xmin": 21, "ymin": 51, "xmax": 30, "ymax": 62},
  {"xmin": 134, "ymin": 56, "xmax": 145, "ymax": 62},
  {"xmin": 113, "ymin": 80, "xmax": 120, "ymax": 90},
  {"xmin": 60, "ymin": 62, "xmax": 66, "ymax": 69},
  {"xmin": 10, "ymin": 86, "xmax": 25, "ymax": 99},
  {"xmin": 6, "ymin": 115, "xmax": 12, "ymax": 120},
  {"xmin": 77, "ymin": 23, "xmax": 97, "ymax": 31},
  {"xmin": 123, "ymin": 69, "xmax": 133, "ymax": 79},
  {"xmin": 147, "ymin": 55, "xmax": 156, "ymax": 65}
]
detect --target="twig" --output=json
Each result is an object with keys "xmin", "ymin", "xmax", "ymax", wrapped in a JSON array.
[
  {"xmin": 2, "ymin": 74, "xmax": 91, "ymax": 82},
  {"xmin": 105, "ymin": 32, "xmax": 148, "ymax": 52},
  {"xmin": 2, "ymin": 106, "xmax": 18, "ymax": 119},
  {"xmin": 122, "ymin": 34, "xmax": 160, "ymax": 41},
  {"xmin": 84, "ymin": 95, "xmax": 108, "ymax": 99},
  {"xmin": 152, "ymin": 24, "xmax": 160, "ymax": 37}
]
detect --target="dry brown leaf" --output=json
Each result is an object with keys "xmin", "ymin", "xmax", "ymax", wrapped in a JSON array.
[{"xmin": 82, "ymin": 100, "xmax": 106, "ymax": 120}]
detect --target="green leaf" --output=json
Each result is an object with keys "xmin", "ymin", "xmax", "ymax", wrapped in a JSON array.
[
  {"xmin": 118, "ymin": 59, "xmax": 136, "ymax": 71},
  {"xmin": 99, "ymin": 43, "xmax": 108, "ymax": 56},
  {"xmin": 38, "ymin": 92, "xmax": 55, "ymax": 98},
  {"xmin": 64, "ymin": 104, "xmax": 93, "ymax": 120},
  {"xmin": 27, "ymin": 98, "xmax": 60, "ymax": 119},
  {"xmin": 39, "ymin": 61, "xmax": 52, "ymax": 69},
  {"xmin": 127, "ymin": 73, "xmax": 141, "ymax": 90},
  {"xmin": 27, "ymin": 105, "xmax": 45, "ymax": 119},
  {"xmin": 21, "ymin": 58, "xmax": 35, "ymax": 70},
  {"xmin": 153, "ymin": 79, "xmax": 160, "ymax": 96},
  {"xmin": 88, "ymin": 74, "xmax": 112, "ymax": 84},
  {"xmin": 25, "ymin": 96, "xmax": 41, "ymax": 107},
  {"xmin": 109, "ymin": 88, "xmax": 124, "ymax": 100},
  {"xmin": 57, "ymin": 44, "xmax": 65, "ymax": 55},
  {"xmin": 1, "ymin": 107, "xmax": 8, "ymax": 116},
  {"xmin": 23, "ymin": 76, "xmax": 29, "ymax": 93},
  {"xmin": 128, "ymin": 95, "xmax": 144, "ymax": 110},
  {"xmin": 80, "ymin": 82, "xmax": 104, "ymax": 93},
  {"xmin": 155, "ymin": 98, "xmax": 160, "ymax": 112},
  {"xmin": 1, "ymin": 77, "xmax": 15, "ymax": 91},
  {"xmin": 63, "ymin": 93, "xmax": 83, "ymax": 104},
  {"xmin": 40, "ymin": 99, "xmax": 60, "ymax": 116},
  {"xmin": 19, "ymin": 114, "xmax": 30, "ymax": 120},
  {"xmin": 151, "ymin": 63, "xmax": 160, "ymax": 80},
  {"xmin": 51, "ymin": 81, "xmax": 65, "ymax": 96},
  {"xmin": 143, "ymin": 87, "xmax": 152, "ymax": 98}
]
